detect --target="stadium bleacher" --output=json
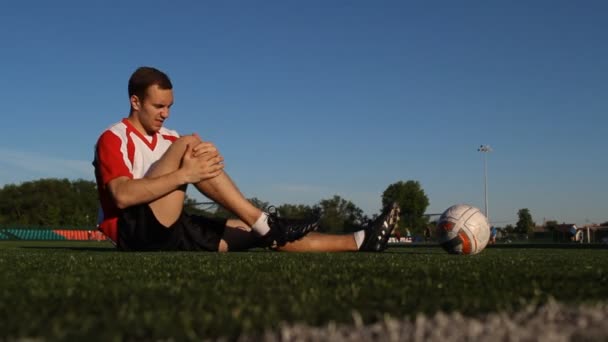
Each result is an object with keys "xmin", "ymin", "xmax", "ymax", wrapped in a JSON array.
[
  {"xmin": 54, "ymin": 230, "xmax": 94, "ymax": 241},
  {"xmin": 4, "ymin": 229, "xmax": 65, "ymax": 240},
  {"xmin": 0, "ymin": 228, "xmax": 108, "ymax": 241}
]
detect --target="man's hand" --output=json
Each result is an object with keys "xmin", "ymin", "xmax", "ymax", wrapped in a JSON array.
[{"xmin": 179, "ymin": 141, "xmax": 224, "ymax": 184}]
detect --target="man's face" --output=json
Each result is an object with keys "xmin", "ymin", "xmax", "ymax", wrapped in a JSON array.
[{"xmin": 130, "ymin": 84, "xmax": 174, "ymax": 135}]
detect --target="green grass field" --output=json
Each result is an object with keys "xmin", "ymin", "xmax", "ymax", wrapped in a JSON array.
[{"xmin": 1, "ymin": 241, "xmax": 606, "ymax": 340}]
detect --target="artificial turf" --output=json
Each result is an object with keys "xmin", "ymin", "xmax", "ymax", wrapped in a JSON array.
[{"xmin": 0, "ymin": 241, "xmax": 606, "ymax": 340}]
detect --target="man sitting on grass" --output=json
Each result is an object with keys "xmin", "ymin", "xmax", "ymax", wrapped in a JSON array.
[{"xmin": 93, "ymin": 66, "xmax": 400, "ymax": 252}]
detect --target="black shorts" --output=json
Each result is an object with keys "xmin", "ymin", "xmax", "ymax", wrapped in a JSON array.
[{"xmin": 117, "ymin": 204, "xmax": 227, "ymax": 251}]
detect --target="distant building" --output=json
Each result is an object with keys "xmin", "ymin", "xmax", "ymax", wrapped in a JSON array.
[{"xmin": 552, "ymin": 223, "xmax": 608, "ymax": 243}]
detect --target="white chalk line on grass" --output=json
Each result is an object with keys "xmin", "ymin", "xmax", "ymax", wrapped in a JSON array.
[{"xmin": 235, "ymin": 299, "xmax": 608, "ymax": 342}]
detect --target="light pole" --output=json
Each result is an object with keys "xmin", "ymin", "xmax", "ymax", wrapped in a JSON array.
[{"xmin": 477, "ymin": 144, "xmax": 492, "ymax": 221}]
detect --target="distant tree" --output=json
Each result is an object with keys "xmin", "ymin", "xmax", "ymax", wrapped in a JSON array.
[
  {"xmin": 248, "ymin": 197, "xmax": 270, "ymax": 211},
  {"xmin": 381, "ymin": 180, "xmax": 429, "ymax": 236},
  {"xmin": 276, "ymin": 203, "xmax": 317, "ymax": 220},
  {"xmin": 515, "ymin": 208, "xmax": 535, "ymax": 236},
  {"xmin": 182, "ymin": 196, "xmax": 210, "ymax": 216},
  {"xmin": 69, "ymin": 179, "xmax": 100, "ymax": 226},
  {"xmin": 545, "ymin": 220, "xmax": 559, "ymax": 231},
  {"xmin": 497, "ymin": 224, "xmax": 515, "ymax": 241},
  {"xmin": 0, "ymin": 178, "xmax": 98, "ymax": 227},
  {"xmin": 211, "ymin": 203, "xmax": 231, "ymax": 219},
  {"xmin": 315, "ymin": 195, "xmax": 366, "ymax": 234},
  {"xmin": 209, "ymin": 197, "xmax": 270, "ymax": 219},
  {"xmin": 601, "ymin": 221, "xmax": 608, "ymax": 227}
]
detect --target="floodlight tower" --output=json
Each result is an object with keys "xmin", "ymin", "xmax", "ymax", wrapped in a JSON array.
[{"xmin": 477, "ymin": 144, "xmax": 492, "ymax": 221}]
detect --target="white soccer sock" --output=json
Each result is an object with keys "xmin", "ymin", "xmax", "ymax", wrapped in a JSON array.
[
  {"xmin": 251, "ymin": 212, "xmax": 271, "ymax": 236},
  {"xmin": 354, "ymin": 229, "xmax": 366, "ymax": 249}
]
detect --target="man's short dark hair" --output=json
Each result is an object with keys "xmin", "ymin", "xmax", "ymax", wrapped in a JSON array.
[{"xmin": 128, "ymin": 67, "xmax": 173, "ymax": 102}]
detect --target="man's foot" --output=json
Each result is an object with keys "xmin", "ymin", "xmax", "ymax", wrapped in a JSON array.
[
  {"xmin": 262, "ymin": 207, "xmax": 320, "ymax": 249},
  {"xmin": 359, "ymin": 202, "xmax": 401, "ymax": 252}
]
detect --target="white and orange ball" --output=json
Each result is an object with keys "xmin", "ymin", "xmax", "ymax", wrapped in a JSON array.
[{"xmin": 436, "ymin": 204, "xmax": 491, "ymax": 255}]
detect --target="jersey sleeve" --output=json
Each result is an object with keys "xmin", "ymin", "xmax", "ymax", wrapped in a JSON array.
[{"xmin": 95, "ymin": 130, "xmax": 133, "ymax": 185}]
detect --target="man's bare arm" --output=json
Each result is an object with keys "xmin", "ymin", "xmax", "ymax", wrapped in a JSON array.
[
  {"xmin": 107, "ymin": 171, "xmax": 188, "ymax": 209},
  {"xmin": 107, "ymin": 143, "xmax": 224, "ymax": 209}
]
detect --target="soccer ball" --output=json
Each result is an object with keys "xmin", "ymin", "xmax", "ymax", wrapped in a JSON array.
[{"xmin": 436, "ymin": 204, "xmax": 490, "ymax": 255}]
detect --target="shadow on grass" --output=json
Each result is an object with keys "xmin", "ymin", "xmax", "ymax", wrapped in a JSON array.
[
  {"xmin": 0, "ymin": 240, "xmax": 116, "ymax": 252},
  {"xmin": 389, "ymin": 242, "xmax": 608, "ymax": 250},
  {"xmin": 19, "ymin": 245, "xmax": 117, "ymax": 252},
  {"xmin": 17, "ymin": 244, "xmax": 272, "ymax": 253},
  {"xmin": 487, "ymin": 243, "xmax": 608, "ymax": 250}
]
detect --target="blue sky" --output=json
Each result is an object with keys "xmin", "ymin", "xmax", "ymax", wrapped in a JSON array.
[{"xmin": 0, "ymin": 1, "xmax": 606, "ymax": 226}]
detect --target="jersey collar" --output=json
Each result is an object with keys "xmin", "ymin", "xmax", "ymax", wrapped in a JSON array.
[{"xmin": 122, "ymin": 118, "xmax": 158, "ymax": 150}]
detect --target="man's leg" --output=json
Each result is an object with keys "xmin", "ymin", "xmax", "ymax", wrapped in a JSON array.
[
  {"xmin": 284, "ymin": 203, "xmax": 400, "ymax": 252},
  {"xmin": 276, "ymin": 232, "xmax": 358, "ymax": 252},
  {"xmin": 143, "ymin": 135, "xmax": 399, "ymax": 253},
  {"xmin": 217, "ymin": 219, "xmax": 259, "ymax": 252},
  {"xmin": 218, "ymin": 203, "xmax": 400, "ymax": 253},
  {"xmin": 144, "ymin": 135, "xmax": 263, "ymax": 228},
  {"xmin": 187, "ymin": 138, "xmax": 322, "ymax": 243},
  {"xmin": 145, "ymin": 135, "xmax": 317, "ymax": 250},
  {"xmin": 144, "ymin": 135, "xmax": 198, "ymax": 226},
  {"xmin": 193, "ymin": 171, "xmax": 262, "ymax": 227},
  {"xmin": 218, "ymin": 218, "xmax": 358, "ymax": 252}
]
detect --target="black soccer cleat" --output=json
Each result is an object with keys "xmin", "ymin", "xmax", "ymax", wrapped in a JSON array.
[
  {"xmin": 359, "ymin": 202, "xmax": 401, "ymax": 252},
  {"xmin": 262, "ymin": 207, "xmax": 320, "ymax": 249}
]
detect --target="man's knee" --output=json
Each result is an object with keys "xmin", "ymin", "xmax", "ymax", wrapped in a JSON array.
[
  {"xmin": 156, "ymin": 134, "xmax": 202, "ymax": 165},
  {"xmin": 174, "ymin": 134, "xmax": 202, "ymax": 150},
  {"xmin": 145, "ymin": 135, "xmax": 202, "ymax": 177}
]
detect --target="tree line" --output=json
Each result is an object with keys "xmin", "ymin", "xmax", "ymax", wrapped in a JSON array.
[
  {"xmin": 0, "ymin": 178, "xmax": 431, "ymax": 235},
  {"xmin": 0, "ymin": 179, "xmax": 98, "ymax": 228},
  {"xmin": 6, "ymin": 178, "xmax": 594, "ymax": 237}
]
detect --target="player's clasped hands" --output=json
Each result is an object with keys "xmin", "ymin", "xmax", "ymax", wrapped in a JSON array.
[{"xmin": 180, "ymin": 139, "xmax": 225, "ymax": 184}]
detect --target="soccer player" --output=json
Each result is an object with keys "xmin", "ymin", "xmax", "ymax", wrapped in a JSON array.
[
  {"xmin": 93, "ymin": 66, "xmax": 400, "ymax": 252},
  {"xmin": 568, "ymin": 224, "xmax": 578, "ymax": 242},
  {"xmin": 489, "ymin": 226, "xmax": 497, "ymax": 245},
  {"xmin": 423, "ymin": 226, "xmax": 431, "ymax": 242}
]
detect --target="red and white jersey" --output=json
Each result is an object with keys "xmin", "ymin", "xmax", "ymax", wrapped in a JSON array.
[{"xmin": 94, "ymin": 118, "xmax": 180, "ymax": 243}]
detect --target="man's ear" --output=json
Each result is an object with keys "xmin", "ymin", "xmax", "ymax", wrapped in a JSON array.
[{"xmin": 130, "ymin": 95, "xmax": 141, "ymax": 111}]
